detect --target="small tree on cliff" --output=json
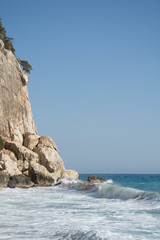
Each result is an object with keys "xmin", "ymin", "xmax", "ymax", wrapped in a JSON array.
[
  {"xmin": 20, "ymin": 60, "xmax": 32, "ymax": 74},
  {"xmin": 0, "ymin": 18, "xmax": 15, "ymax": 54},
  {"xmin": 0, "ymin": 17, "xmax": 32, "ymax": 74}
]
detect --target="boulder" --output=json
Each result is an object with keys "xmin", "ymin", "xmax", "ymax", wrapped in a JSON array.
[
  {"xmin": 5, "ymin": 140, "xmax": 39, "ymax": 163},
  {"xmin": 29, "ymin": 162, "xmax": 54, "ymax": 186},
  {"xmin": 51, "ymin": 170, "xmax": 63, "ymax": 181},
  {"xmin": 88, "ymin": 176, "xmax": 106, "ymax": 183},
  {"xmin": 17, "ymin": 159, "xmax": 29, "ymax": 173},
  {"xmin": 23, "ymin": 132, "xmax": 39, "ymax": 150},
  {"xmin": 8, "ymin": 174, "xmax": 34, "ymax": 188},
  {"xmin": 33, "ymin": 138, "xmax": 65, "ymax": 179},
  {"xmin": 35, "ymin": 146, "xmax": 64, "ymax": 174},
  {"xmin": 4, "ymin": 140, "xmax": 39, "ymax": 175},
  {"xmin": 0, "ymin": 152, "xmax": 21, "ymax": 176},
  {"xmin": 62, "ymin": 169, "xmax": 79, "ymax": 179},
  {"xmin": 38, "ymin": 136, "xmax": 58, "ymax": 151},
  {"xmin": 0, "ymin": 149, "xmax": 34, "ymax": 188},
  {"xmin": 0, "ymin": 171, "xmax": 10, "ymax": 188},
  {"xmin": 1, "ymin": 149, "xmax": 17, "ymax": 162},
  {"xmin": 3, "ymin": 139, "xmax": 78, "ymax": 186}
]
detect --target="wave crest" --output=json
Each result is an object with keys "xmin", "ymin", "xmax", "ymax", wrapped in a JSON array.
[
  {"xmin": 97, "ymin": 184, "xmax": 153, "ymax": 200},
  {"xmin": 54, "ymin": 178, "xmax": 158, "ymax": 201}
]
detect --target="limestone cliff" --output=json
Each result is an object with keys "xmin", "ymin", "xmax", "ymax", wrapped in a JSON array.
[
  {"xmin": 0, "ymin": 39, "xmax": 37, "ymax": 144},
  {"xmin": 0, "ymin": 39, "xmax": 78, "ymax": 188}
]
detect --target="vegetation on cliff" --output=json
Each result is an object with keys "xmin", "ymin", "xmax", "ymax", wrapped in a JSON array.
[
  {"xmin": 19, "ymin": 60, "xmax": 32, "ymax": 74},
  {"xmin": 0, "ymin": 136, "xmax": 4, "ymax": 150},
  {"xmin": 0, "ymin": 17, "xmax": 32, "ymax": 74}
]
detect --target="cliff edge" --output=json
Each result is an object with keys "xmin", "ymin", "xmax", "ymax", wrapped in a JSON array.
[{"xmin": 0, "ymin": 39, "xmax": 78, "ymax": 188}]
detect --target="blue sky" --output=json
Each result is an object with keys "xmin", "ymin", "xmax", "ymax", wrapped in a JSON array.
[{"xmin": 1, "ymin": 0, "xmax": 160, "ymax": 173}]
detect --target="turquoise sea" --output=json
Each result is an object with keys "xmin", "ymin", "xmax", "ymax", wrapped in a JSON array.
[{"xmin": 0, "ymin": 174, "xmax": 160, "ymax": 239}]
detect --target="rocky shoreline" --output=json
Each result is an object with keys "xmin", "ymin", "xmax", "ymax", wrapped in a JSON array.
[
  {"xmin": 0, "ymin": 39, "xmax": 78, "ymax": 188},
  {"xmin": 0, "ymin": 39, "xmax": 106, "ymax": 189},
  {"xmin": 0, "ymin": 135, "xmax": 79, "ymax": 188}
]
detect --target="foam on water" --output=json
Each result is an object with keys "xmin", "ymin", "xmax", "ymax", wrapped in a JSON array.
[
  {"xmin": 97, "ymin": 183, "xmax": 157, "ymax": 200},
  {"xmin": 57, "ymin": 178, "xmax": 159, "ymax": 201},
  {"xmin": 106, "ymin": 179, "xmax": 113, "ymax": 184},
  {"xmin": 0, "ymin": 175, "xmax": 160, "ymax": 240}
]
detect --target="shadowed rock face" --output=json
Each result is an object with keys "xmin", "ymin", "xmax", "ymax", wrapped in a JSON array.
[{"xmin": 0, "ymin": 40, "xmax": 79, "ymax": 188}]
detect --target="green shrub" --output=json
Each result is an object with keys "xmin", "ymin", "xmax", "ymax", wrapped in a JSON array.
[
  {"xmin": 0, "ymin": 18, "xmax": 15, "ymax": 54},
  {"xmin": 0, "ymin": 18, "xmax": 32, "ymax": 74},
  {"xmin": 0, "ymin": 136, "xmax": 4, "ymax": 150},
  {"xmin": 20, "ymin": 60, "xmax": 32, "ymax": 74}
]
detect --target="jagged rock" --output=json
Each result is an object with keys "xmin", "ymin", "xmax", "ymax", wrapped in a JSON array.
[
  {"xmin": 88, "ymin": 176, "xmax": 106, "ymax": 183},
  {"xmin": 1, "ymin": 149, "xmax": 17, "ymax": 162},
  {"xmin": 4, "ymin": 139, "xmax": 78, "ymax": 184},
  {"xmin": 29, "ymin": 162, "xmax": 54, "ymax": 186},
  {"xmin": 38, "ymin": 136, "xmax": 58, "ymax": 151},
  {"xmin": 17, "ymin": 159, "xmax": 29, "ymax": 173},
  {"xmin": 62, "ymin": 170, "xmax": 79, "ymax": 179},
  {"xmin": 4, "ymin": 140, "xmax": 39, "ymax": 174},
  {"xmin": 4, "ymin": 140, "xmax": 39, "ymax": 175},
  {"xmin": 33, "ymin": 138, "xmax": 65, "ymax": 178},
  {"xmin": 24, "ymin": 132, "xmax": 39, "ymax": 150},
  {"xmin": 5, "ymin": 140, "xmax": 39, "ymax": 163},
  {"xmin": 0, "ymin": 152, "xmax": 21, "ymax": 176},
  {"xmin": 0, "ymin": 171, "xmax": 10, "ymax": 187},
  {"xmin": 0, "ymin": 43, "xmax": 37, "ymax": 144},
  {"xmin": 51, "ymin": 170, "xmax": 63, "ymax": 181},
  {"xmin": 8, "ymin": 174, "xmax": 34, "ymax": 188}
]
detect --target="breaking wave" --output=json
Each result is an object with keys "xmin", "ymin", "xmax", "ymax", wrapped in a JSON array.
[
  {"xmin": 54, "ymin": 178, "xmax": 159, "ymax": 201},
  {"xmin": 97, "ymin": 184, "xmax": 156, "ymax": 200}
]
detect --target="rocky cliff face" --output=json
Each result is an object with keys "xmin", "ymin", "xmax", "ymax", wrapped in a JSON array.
[
  {"xmin": 0, "ymin": 39, "xmax": 78, "ymax": 188},
  {"xmin": 0, "ymin": 39, "xmax": 37, "ymax": 144}
]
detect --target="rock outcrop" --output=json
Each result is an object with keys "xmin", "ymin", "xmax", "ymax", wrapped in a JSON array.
[
  {"xmin": 0, "ymin": 40, "xmax": 78, "ymax": 188},
  {"xmin": 88, "ymin": 176, "xmax": 106, "ymax": 183},
  {"xmin": 0, "ymin": 40, "xmax": 37, "ymax": 144}
]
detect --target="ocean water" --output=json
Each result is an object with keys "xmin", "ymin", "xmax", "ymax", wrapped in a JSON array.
[{"xmin": 0, "ymin": 174, "xmax": 160, "ymax": 240}]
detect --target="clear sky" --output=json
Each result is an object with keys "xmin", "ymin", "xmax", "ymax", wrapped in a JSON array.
[{"xmin": 1, "ymin": 0, "xmax": 160, "ymax": 173}]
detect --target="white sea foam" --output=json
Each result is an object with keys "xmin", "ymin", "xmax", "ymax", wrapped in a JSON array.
[
  {"xmin": 97, "ymin": 184, "xmax": 154, "ymax": 200},
  {"xmin": 106, "ymin": 179, "xmax": 113, "ymax": 184},
  {"xmin": 55, "ymin": 178, "xmax": 157, "ymax": 201},
  {"xmin": 0, "ymin": 179, "xmax": 160, "ymax": 240}
]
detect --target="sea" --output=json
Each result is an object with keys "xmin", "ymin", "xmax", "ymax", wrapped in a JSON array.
[{"xmin": 0, "ymin": 174, "xmax": 160, "ymax": 240}]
